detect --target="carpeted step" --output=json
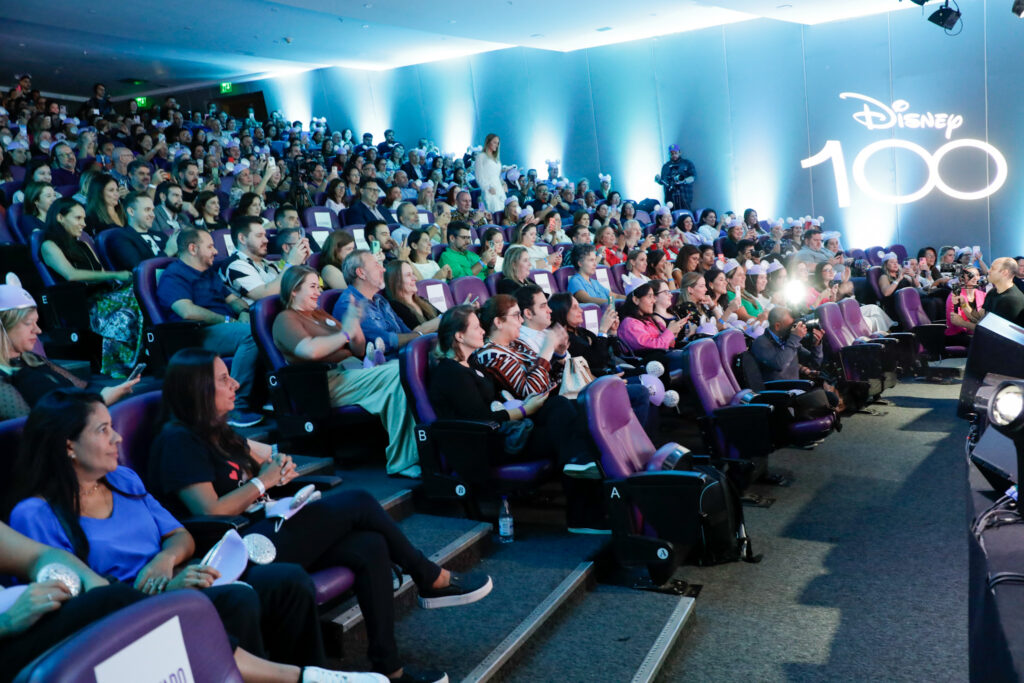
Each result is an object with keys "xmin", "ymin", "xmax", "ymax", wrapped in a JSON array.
[
  {"xmin": 336, "ymin": 525, "xmax": 608, "ymax": 678},
  {"xmin": 495, "ymin": 584, "xmax": 694, "ymax": 683}
]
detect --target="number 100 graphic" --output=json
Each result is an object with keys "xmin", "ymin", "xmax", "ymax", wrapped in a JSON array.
[{"xmin": 801, "ymin": 139, "xmax": 1008, "ymax": 207}]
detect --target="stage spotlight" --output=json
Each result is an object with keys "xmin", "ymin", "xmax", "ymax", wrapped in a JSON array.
[
  {"xmin": 929, "ymin": 0, "xmax": 962, "ymax": 29},
  {"xmin": 989, "ymin": 382, "xmax": 1024, "ymax": 435},
  {"xmin": 1013, "ymin": 0, "xmax": 1024, "ymax": 17}
]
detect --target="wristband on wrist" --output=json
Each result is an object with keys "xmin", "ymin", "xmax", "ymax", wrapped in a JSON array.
[
  {"xmin": 250, "ymin": 477, "xmax": 267, "ymax": 496},
  {"xmin": 270, "ymin": 444, "xmax": 279, "ymax": 457},
  {"xmin": 518, "ymin": 406, "xmax": 527, "ymax": 419},
  {"xmin": 224, "ymin": 315, "xmax": 232, "ymax": 324}
]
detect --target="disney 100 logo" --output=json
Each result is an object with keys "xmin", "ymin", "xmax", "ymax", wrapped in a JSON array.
[{"xmin": 801, "ymin": 92, "xmax": 1006, "ymax": 206}]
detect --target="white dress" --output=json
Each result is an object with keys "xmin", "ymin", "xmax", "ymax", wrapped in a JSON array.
[{"xmin": 475, "ymin": 152, "xmax": 506, "ymax": 213}]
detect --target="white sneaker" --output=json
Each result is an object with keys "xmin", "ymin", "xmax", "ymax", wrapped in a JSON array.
[{"xmin": 303, "ymin": 667, "xmax": 389, "ymax": 683}]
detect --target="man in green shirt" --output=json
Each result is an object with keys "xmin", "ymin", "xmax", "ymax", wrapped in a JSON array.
[{"xmin": 438, "ymin": 221, "xmax": 496, "ymax": 281}]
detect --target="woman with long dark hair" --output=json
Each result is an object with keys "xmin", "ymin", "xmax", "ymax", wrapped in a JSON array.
[
  {"xmin": 149, "ymin": 347, "xmax": 491, "ymax": 682},
  {"xmin": 83, "ymin": 173, "xmax": 125, "ymax": 236},
  {"xmin": 8, "ymin": 389, "xmax": 385, "ymax": 683},
  {"xmin": 40, "ymin": 198, "xmax": 143, "ymax": 377},
  {"xmin": 616, "ymin": 282, "xmax": 687, "ymax": 362}
]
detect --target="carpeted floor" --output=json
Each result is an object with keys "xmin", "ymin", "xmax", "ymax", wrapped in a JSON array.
[{"xmin": 658, "ymin": 375, "xmax": 970, "ymax": 681}]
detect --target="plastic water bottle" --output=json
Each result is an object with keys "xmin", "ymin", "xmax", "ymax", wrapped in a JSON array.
[{"xmin": 498, "ymin": 496, "xmax": 514, "ymax": 544}]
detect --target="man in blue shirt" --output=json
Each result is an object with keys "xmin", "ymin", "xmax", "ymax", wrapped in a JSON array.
[
  {"xmin": 750, "ymin": 307, "xmax": 824, "ymax": 381},
  {"xmin": 332, "ymin": 249, "xmax": 435, "ymax": 357},
  {"xmin": 156, "ymin": 228, "xmax": 262, "ymax": 426}
]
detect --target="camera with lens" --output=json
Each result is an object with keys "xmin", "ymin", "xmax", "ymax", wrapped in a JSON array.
[
  {"xmin": 939, "ymin": 262, "xmax": 964, "ymax": 278},
  {"xmin": 793, "ymin": 313, "xmax": 820, "ymax": 332},
  {"xmin": 670, "ymin": 299, "xmax": 701, "ymax": 321}
]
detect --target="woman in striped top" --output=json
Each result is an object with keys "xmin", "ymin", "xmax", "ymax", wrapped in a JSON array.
[{"xmin": 471, "ymin": 294, "xmax": 601, "ymax": 480}]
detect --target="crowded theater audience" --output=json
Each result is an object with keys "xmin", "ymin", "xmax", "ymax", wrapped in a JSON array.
[{"xmin": 0, "ymin": 74, "xmax": 1015, "ymax": 682}]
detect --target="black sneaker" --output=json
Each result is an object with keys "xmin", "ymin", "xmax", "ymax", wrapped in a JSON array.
[
  {"xmin": 390, "ymin": 668, "xmax": 448, "ymax": 683},
  {"xmin": 417, "ymin": 571, "xmax": 493, "ymax": 609}
]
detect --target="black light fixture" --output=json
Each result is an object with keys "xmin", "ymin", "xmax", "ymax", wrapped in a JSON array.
[
  {"xmin": 977, "ymin": 380, "xmax": 1024, "ymax": 488},
  {"xmin": 1013, "ymin": 0, "xmax": 1024, "ymax": 17},
  {"xmin": 928, "ymin": 0, "xmax": 962, "ymax": 29}
]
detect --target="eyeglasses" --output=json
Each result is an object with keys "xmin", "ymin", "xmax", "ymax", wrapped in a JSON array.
[{"xmin": 502, "ymin": 311, "xmax": 523, "ymax": 320}]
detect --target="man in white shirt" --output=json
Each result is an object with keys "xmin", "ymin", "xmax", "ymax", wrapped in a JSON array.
[
  {"xmin": 514, "ymin": 283, "xmax": 568, "ymax": 358},
  {"xmin": 220, "ymin": 216, "xmax": 310, "ymax": 305}
]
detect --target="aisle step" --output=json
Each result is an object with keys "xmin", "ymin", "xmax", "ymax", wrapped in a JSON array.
[
  {"xmin": 351, "ymin": 526, "xmax": 607, "ymax": 679},
  {"xmin": 497, "ymin": 584, "xmax": 695, "ymax": 683}
]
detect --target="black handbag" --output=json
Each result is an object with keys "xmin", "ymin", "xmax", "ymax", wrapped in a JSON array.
[{"xmin": 498, "ymin": 418, "xmax": 534, "ymax": 456}]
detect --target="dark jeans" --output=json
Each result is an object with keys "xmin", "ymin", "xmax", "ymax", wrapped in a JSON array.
[
  {"xmin": 245, "ymin": 488, "xmax": 441, "ymax": 675},
  {"xmin": 0, "ymin": 583, "xmax": 145, "ymax": 681},
  {"xmin": 530, "ymin": 394, "xmax": 599, "ymax": 467}
]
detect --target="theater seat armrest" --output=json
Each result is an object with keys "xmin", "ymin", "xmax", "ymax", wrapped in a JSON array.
[
  {"xmin": 271, "ymin": 363, "xmax": 333, "ymax": 417},
  {"xmin": 647, "ymin": 443, "xmax": 689, "ymax": 471},
  {"xmin": 745, "ymin": 390, "xmax": 797, "ymax": 410},
  {"xmin": 763, "ymin": 380, "xmax": 814, "ymax": 392},
  {"xmin": 183, "ymin": 515, "xmax": 251, "ymax": 554}
]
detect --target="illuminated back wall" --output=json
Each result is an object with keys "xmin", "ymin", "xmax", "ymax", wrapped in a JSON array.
[{"xmin": 252, "ymin": 0, "xmax": 1023, "ymax": 257}]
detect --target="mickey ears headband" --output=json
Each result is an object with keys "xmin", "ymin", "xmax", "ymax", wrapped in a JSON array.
[{"xmin": 0, "ymin": 273, "xmax": 36, "ymax": 312}]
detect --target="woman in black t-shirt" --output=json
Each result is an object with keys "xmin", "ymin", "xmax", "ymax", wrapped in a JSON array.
[{"xmin": 149, "ymin": 348, "xmax": 492, "ymax": 682}]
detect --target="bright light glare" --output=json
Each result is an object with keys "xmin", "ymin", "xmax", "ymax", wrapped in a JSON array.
[
  {"xmin": 784, "ymin": 280, "xmax": 807, "ymax": 305},
  {"xmin": 992, "ymin": 384, "xmax": 1024, "ymax": 427}
]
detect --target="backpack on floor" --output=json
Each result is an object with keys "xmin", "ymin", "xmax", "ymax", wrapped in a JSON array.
[{"xmin": 670, "ymin": 454, "xmax": 761, "ymax": 565}]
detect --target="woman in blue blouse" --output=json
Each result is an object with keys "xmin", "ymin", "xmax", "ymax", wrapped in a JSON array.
[
  {"xmin": 567, "ymin": 244, "xmax": 623, "ymax": 305},
  {"xmin": 8, "ymin": 389, "xmax": 383, "ymax": 683}
]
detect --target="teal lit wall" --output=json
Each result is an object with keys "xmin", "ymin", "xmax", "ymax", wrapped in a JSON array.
[{"xmin": 252, "ymin": 0, "xmax": 1023, "ymax": 257}]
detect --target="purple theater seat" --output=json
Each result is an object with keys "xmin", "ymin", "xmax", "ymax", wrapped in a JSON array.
[
  {"xmin": 714, "ymin": 330, "xmax": 835, "ymax": 446},
  {"xmin": 450, "ymin": 275, "xmax": 489, "ymax": 306},
  {"xmin": 865, "ymin": 246, "xmax": 885, "ymax": 267},
  {"xmin": 609, "ymin": 263, "xmax": 628, "ymax": 295},
  {"xmin": 713, "ymin": 237, "xmax": 727, "ymax": 255},
  {"xmin": 7, "ymin": 203, "xmax": 27, "ymax": 244},
  {"xmin": 817, "ymin": 302, "xmax": 888, "ymax": 396},
  {"xmin": 304, "ymin": 206, "xmax": 340, "ymax": 230},
  {"xmin": 398, "ymin": 334, "xmax": 552, "ymax": 509},
  {"xmin": 866, "ymin": 266, "xmax": 884, "ymax": 303},
  {"xmin": 210, "ymin": 228, "xmax": 234, "ymax": 257},
  {"xmin": 132, "ymin": 257, "xmax": 205, "ymax": 367},
  {"xmin": 318, "ymin": 288, "xmax": 342, "ymax": 315},
  {"xmin": 581, "ymin": 375, "xmax": 709, "ymax": 582},
  {"xmin": 895, "ymin": 288, "xmax": 967, "ymax": 358},
  {"xmin": 681, "ymin": 338, "xmax": 773, "ymax": 462},
  {"xmin": 850, "ymin": 248, "xmax": 866, "ymax": 261},
  {"xmin": 14, "ymin": 591, "xmax": 243, "ymax": 683},
  {"xmin": 307, "ymin": 251, "xmax": 323, "ymax": 272},
  {"xmin": 889, "ymin": 244, "xmax": 908, "ymax": 262},
  {"xmin": 840, "ymin": 297, "xmax": 918, "ymax": 375},
  {"xmin": 0, "ymin": 416, "xmax": 27, "ymax": 485},
  {"xmin": 635, "ymin": 210, "xmax": 652, "ymax": 226},
  {"xmin": 416, "ymin": 279, "xmax": 454, "ymax": 312},
  {"xmin": 0, "ymin": 211, "xmax": 15, "ymax": 244},
  {"xmin": 554, "ymin": 266, "xmax": 575, "ymax": 293},
  {"xmin": 54, "ymin": 183, "xmax": 79, "ymax": 198},
  {"xmin": 94, "ymin": 228, "xmax": 120, "ymax": 271},
  {"xmin": 485, "ymin": 272, "xmax": 503, "ymax": 297},
  {"xmin": 430, "ymin": 243, "xmax": 447, "ymax": 262},
  {"xmin": 529, "ymin": 268, "xmax": 558, "ymax": 295}
]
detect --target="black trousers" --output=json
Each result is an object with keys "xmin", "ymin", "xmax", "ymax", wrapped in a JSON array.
[
  {"xmin": 0, "ymin": 583, "xmax": 145, "ymax": 682},
  {"xmin": 207, "ymin": 562, "xmax": 325, "ymax": 667},
  {"xmin": 530, "ymin": 394, "xmax": 599, "ymax": 467},
  {"xmin": 245, "ymin": 488, "xmax": 441, "ymax": 674}
]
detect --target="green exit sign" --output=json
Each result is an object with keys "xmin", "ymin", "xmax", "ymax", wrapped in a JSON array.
[
  {"xmin": 220, "ymin": 82, "xmax": 233, "ymax": 94},
  {"xmin": 135, "ymin": 97, "xmax": 148, "ymax": 107}
]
